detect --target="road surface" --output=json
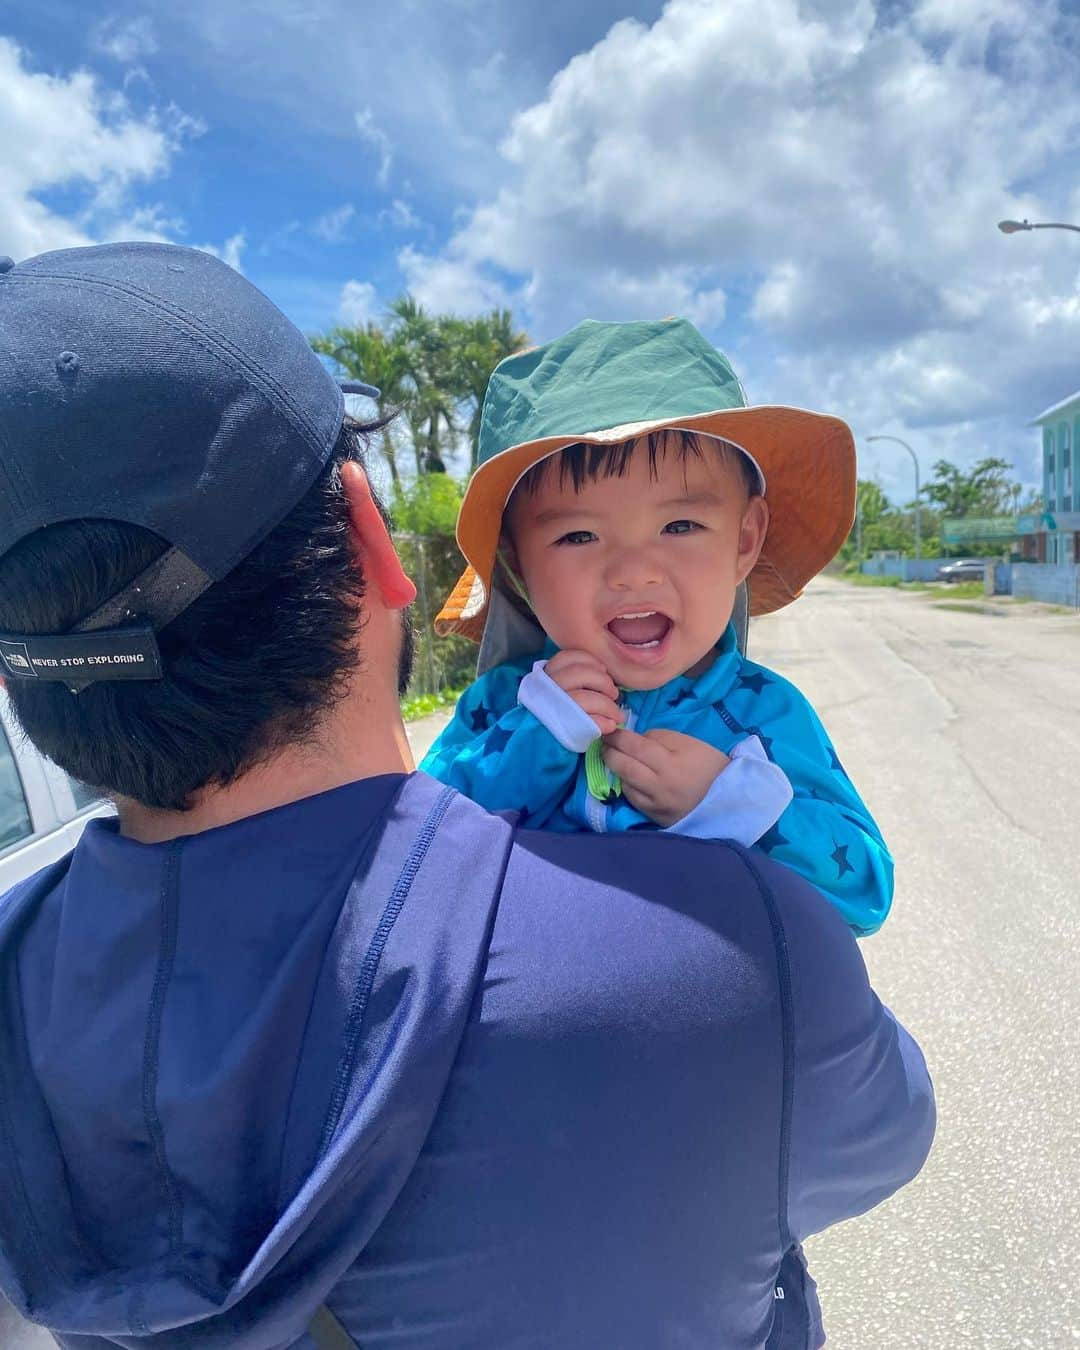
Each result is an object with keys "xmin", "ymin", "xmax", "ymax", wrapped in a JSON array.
[
  {"xmin": 750, "ymin": 578, "xmax": 1080, "ymax": 1347},
  {"xmin": 5, "ymin": 577, "xmax": 1077, "ymax": 1346}
]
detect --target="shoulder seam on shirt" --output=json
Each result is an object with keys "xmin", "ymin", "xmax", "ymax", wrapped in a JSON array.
[
  {"xmin": 316, "ymin": 785, "xmax": 457, "ymax": 1161},
  {"xmin": 728, "ymin": 846, "xmax": 796, "ymax": 1254},
  {"xmin": 132, "ymin": 841, "xmax": 187, "ymax": 1334}
]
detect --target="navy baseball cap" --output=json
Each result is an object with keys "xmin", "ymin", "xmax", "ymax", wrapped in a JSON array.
[{"xmin": 0, "ymin": 242, "xmax": 378, "ymax": 688}]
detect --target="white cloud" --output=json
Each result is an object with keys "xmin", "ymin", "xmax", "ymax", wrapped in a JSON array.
[
  {"xmin": 397, "ymin": 244, "xmax": 511, "ymax": 315},
  {"xmin": 312, "ymin": 204, "xmax": 356, "ymax": 241},
  {"xmin": 191, "ymin": 232, "xmax": 247, "ymax": 272},
  {"xmin": 338, "ymin": 279, "xmax": 379, "ymax": 327},
  {"xmin": 381, "ymin": 198, "xmax": 422, "ymax": 230},
  {"xmin": 176, "ymin": 0, "xmax": 570, "ymax": 200},
  {"xmin": 355, "ymin": 107, "xmax": 393, "ymax": 188},
  {"xmin": 0, "ymin": 37, "xmax": 194, "ymax": 261},
  {"xmin": 91, "ymin": 15, "xmax": 159, "ymax": 64},
  {"xmin": 398, "ymin": 0, "xmax": 1080, "ymax": 491},
  {"xmin": 911, "ymin": 0, "xmax": 1028, "ymax": 39},
  {"xmin": 221, "ymin": 232, "xmax": 246, "ymax": 271}
]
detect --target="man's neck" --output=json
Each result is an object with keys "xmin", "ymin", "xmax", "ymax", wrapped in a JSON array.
[{"xmin": 117, "ymin": 684, "xmax": 414, "ymax": 844}]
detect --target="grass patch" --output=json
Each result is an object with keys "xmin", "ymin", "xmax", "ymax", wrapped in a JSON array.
[
  {"xmin": 843, "ymin": 573, "xmax": 991, "ymax": 601},
  {"xmin": 400, "ymin": 686, "xmax": 465, "ymax": 723},
  {"xmin": 928, "ymin": 581, "xmax": 986, "ymax": 601},
  {"xmin": 843, "ymin": 573, "xmax": 936, "ymax": 592},
  {"xmin": 845, "ymin": 572, "xmax": 903, "ymax": 587}
]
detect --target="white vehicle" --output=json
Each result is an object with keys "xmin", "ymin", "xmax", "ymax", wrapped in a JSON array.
[{"xmin": 0, "ymin": 689, "xmax": 112, "ymax": 895}]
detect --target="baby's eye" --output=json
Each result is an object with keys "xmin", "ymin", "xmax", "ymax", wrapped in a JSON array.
[
  {"xmin": 555, "ymin": 530, "xmax": 597, "ymax": 546},
  {"xmin": 663, "ymin": 519, "xmax": 703, "ymax": 535}
]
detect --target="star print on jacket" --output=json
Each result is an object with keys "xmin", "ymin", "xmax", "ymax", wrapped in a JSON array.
[{"xmin": 422, "ymin": 623, "xmax": 894, "ymax": 936}]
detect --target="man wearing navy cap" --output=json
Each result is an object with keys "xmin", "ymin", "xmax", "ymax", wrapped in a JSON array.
[{"xmin": 0, "ymin": 243, "xmax": 934, "ymax": 1349}]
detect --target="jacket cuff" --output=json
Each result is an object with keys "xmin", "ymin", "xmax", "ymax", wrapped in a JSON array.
[
  {"xmin": 517, "ymin": 659, "xmax": 600, "ymax": 753},
  {"xmin": 664, "ymin": 735, "xmax": 794, "ymax": 845}
]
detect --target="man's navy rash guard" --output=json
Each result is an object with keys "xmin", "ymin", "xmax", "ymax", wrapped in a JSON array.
[{"xmin": 0, "ymin": 770, "xmax": 934, "ymax": 1348}]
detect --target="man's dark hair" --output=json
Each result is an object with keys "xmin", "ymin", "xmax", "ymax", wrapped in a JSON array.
[
  {"xmin": 0, "ymin": 417, "xmax": 407, "ymax": 812},
  {"xmin": 513, "ymin": 429, "xmax": 762, "ymax": 502}
]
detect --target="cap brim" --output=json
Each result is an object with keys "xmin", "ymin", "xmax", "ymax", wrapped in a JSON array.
[{"xmin": 436, "ymin": 405, "xmax": 854, "ymax": 639}]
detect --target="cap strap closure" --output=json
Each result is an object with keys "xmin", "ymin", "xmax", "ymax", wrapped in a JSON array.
[
  {"xmin": 75, "ymin": 548, "xmax": 213, "ymax": 633},
  {"xmin": 0, "ymin": 550, "xmax": 213, "ymax": 691}
]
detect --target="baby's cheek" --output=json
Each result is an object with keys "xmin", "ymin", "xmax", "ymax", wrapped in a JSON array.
[{"xmin": 533, "ymin": 581, "xmax": 595, "ymax": 643}]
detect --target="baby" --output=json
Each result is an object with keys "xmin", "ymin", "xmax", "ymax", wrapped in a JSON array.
[{"xmin": 422, "ymin": 318, "xmax": 892, "ymax": 935}]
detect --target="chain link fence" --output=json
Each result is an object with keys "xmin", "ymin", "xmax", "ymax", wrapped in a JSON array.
[{"xmin": 393, "ymin": 532, "xmax": 478, "ymax": 697}]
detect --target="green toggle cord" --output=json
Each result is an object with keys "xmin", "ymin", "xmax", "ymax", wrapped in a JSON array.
[{"xmin": 585, "ymin": 731, "xmax": 622, "ymax": 802}]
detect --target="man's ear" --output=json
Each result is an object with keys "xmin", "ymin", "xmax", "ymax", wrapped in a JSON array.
[
  {"xmin": 735, "ymin": 495, "xmax": 769, "ymax": 585},
  {"xmin": 341, "ymin": 462, "xmax": 417, "ymax": 609}
]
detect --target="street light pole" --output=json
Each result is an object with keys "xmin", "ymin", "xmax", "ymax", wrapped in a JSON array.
[
  {"xmin": 998, "ymin": 218, "xmax": 1080, "ymax": 235},
  {"xmin": 867, "ymin": 434, "xmax": 922, "ymax": 561}
]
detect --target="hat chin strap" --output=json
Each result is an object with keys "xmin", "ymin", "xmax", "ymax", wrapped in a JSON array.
[
  {"xmin": 495, "ymin": 548, "xmax": 533, "ymax": 613},
  {"xmin": 477, "ymin": 558, "xmax": 547, "ymax": 678},
  {"xmin": 75, "ymin": 548, "xmax": 214, "ymax": 635}
]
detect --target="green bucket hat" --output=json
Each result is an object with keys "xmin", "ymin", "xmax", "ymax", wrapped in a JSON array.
[{"xmin": 436, "ymin": 317, "xmax": 855, "ymax": 642}]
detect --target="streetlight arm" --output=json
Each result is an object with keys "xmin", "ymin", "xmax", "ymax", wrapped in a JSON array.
[
  {"xmin": 866, "ymin": 434, "xmax": 922, "ymax": 561},
  {"xmin": 866, "ymin": 434, "xmax": 920, "ymax": 490},
  {"xmin": 998, "ymin": 218, "xmax": 1080, "ymax": 234}
]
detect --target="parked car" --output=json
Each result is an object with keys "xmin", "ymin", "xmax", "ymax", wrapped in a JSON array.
[
  {"xmin": 0, "ymin": 689, "xmax": 112, "ymax": 895},
  {"xmin": 936, "ymin": 558, "xmax": 987, "ymax": 583}
]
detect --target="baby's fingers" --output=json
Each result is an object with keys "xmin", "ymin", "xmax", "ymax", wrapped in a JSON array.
[
  {"xmin": 547, "ymin": 650, "xmax": 618, "ymax": 700},
  {"xmin": 602, "ymin": 727, "xmax": 669, "ymax": 773},
  {"xmin": 619, "ymin": 779, "xmax": 656, "ymax": 816},
  {"xmin": 602, "ymin": 742, "xmax": 659, "ymax": 793},
  {"xmin": 573, "ymin": 691, "xmax": 624, "ymax": 736}
]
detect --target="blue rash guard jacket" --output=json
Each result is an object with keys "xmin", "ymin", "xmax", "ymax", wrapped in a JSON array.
[
  {"xmin": 0, "ymin": 771, "xmax": 934, "ymax": 1349},
  {"xmin": 423, "ymin": 624, "xmax": 894, "ymax": 935}
]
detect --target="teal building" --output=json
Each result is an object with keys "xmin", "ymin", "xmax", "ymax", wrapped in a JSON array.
[{"xmin": 1030, "ymin": 392, "xmax": 1080, "ymax": 564}]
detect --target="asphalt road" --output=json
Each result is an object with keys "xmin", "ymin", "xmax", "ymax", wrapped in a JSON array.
[
  {"xmin": 5, "ymin": 577, "xmax": 1077, "ymax": 1347},
  {"xmin": 749, "ymin": 577, "xmax": 1080, "ymax": 1348},
  {"xmin": 406, "ymin": 578, "xmax": 1080, "ymax": 1345}
]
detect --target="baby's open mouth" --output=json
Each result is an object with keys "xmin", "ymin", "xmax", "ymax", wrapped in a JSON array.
[{"xmin": 606, "ymin": 611, "xmax": 673, "ymax": 649}]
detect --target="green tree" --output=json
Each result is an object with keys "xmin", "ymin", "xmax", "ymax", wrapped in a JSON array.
[
  {"xmin": 839, "ymin": 478, "xmax": 943, "ymax": 563},
  {"xmin": 446, "ymin": 311, "xmax": 529, "ymax": 469},
  {"xmin": 390, "ymin": 472, "xmax": 463, "ymax": 537},
  {"xmin": 311, "ymin": 300, "xmax": 528, "ymax": 698},
  {"xmin": 313, "ymin": 299, "xmax": 528, "ymax": 481},
  {"xmin": 311, "ymin": 324, "xmax": 410, "ymax": 485},
  {"xmin": 923, "ymin": 457, "xmax": 1018, "ymax": 518},
  {"xmin": 387, "ymin": 298, "xmax": 459, "ymax": 475}
]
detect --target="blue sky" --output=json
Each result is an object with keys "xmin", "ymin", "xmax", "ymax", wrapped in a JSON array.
[{"xmin": 5, "ymin": 0, "xmax": 1080, "ymax": 498}]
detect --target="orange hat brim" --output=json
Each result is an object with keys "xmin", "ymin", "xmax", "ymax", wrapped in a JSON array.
[{"xmin": 436, "ymin": 405, "xmax": 854, "ymax": 640}]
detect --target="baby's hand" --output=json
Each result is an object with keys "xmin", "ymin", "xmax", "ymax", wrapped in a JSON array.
[
  {"xmin": 545, "ymin": 649, "xmax": 624, "ymax": 737},
  {"xmin": 602, "ymin": 728, "xmax": 730, "ymax": 827}
]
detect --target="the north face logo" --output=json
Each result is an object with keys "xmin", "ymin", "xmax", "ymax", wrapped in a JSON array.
[{"xmin": 0, "ymin": 642, "xmax": 37, "ymax": 676}]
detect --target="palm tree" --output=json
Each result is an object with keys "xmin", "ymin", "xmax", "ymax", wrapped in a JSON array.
[
  {"xmin": 387, "ymin": 297, "xmax": 460, "ymax": 475},
  {"xmin": 311, "ymin": 325, "xmax": 410, "ymax": 485},
  {"xmin": 313, "ymin": 299, "xmax": 528, "ymax": 479},
  {"xmin": 448, "ymin": 311, "xmax": 529, "ymax": 469}
]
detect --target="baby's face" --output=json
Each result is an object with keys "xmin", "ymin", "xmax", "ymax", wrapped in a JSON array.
[{"xmin": 507, "ymin": 440, "xmax": 768, "ymax": 690}]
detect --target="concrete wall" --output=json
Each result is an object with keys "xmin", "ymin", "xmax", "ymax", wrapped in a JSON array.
[{"xmin": 1011, "ymin": 563, "xmax": 1080, "ymax": 608}]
